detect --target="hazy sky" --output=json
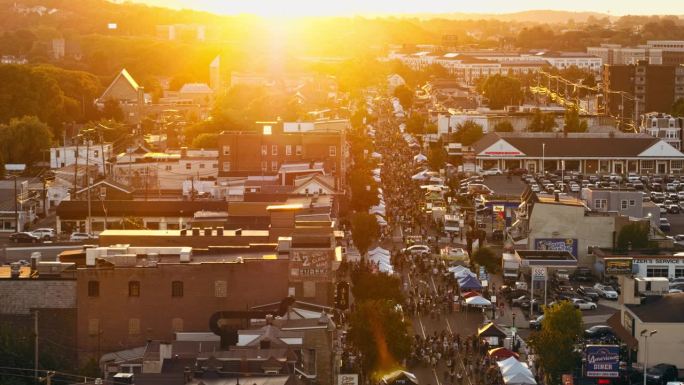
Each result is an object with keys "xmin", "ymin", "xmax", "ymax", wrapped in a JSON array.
[{"xmin": 132, "ymin": 0, "xmax": 684, "ymax": 17}]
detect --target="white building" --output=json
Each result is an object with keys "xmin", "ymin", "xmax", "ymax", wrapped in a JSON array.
[
  {"xmin": 588, "ymin": 40, "xmax": 684, "ymax": 65},
  {"xmin": 640, "ymin": 112, "xmax": 683, "ymax": 150},
  {"xmin": 50, "ymin": 142, "xmax": 113, "ymax": 174},
  {"xmin": 535, "ymin": 52, "xmax": 603, "ymax": 73}
]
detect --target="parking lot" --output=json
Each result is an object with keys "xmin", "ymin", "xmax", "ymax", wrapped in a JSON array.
[{"xmin": 482, "ymin": 175, "xmax": 527, "ymax": 197}]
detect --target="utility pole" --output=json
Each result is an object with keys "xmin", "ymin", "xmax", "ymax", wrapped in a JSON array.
[
  {"xmin": 34, "ymin": 310, "xmax": 39, "ymax": 382},
  {"xmin": 86, "ymin": 135, "xmax": 92, "ymax": 234},
  {"xmin": 144, "ymin": 166, "xmax": 148, "ymax": 201},
  {"xmin": 99, "ymin": 128, "xmax": 107, "ymax": 179},
  {"xmin": 190, "ymin": 175, "xmax": 194, "ymax": 201},
  {"xmin": 13, "ymin": 175, "xmax": 19, "ymax": 232},
  {"xmin": 42, "ymin": 177, "xmax": 47, "ymax": 217},
  {"xmin": 73, "ymin": 134, "xmax": 80, "ymax": 197}
]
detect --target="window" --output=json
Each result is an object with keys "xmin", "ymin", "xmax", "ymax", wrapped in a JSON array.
[
  {"xmin": 646, "ymin": 266, "xmax": 669, "ymax": 278},
  {"xmin": 641, "ymin": 160, "xmax": 655, "ymax": 170},
  {"xmin": 222, "ymin": 145, "xmax": 231, "ymax": 156},
  {"xmin": 261, "ymin": 145, "xmax": 267, "ymax": 156},
  {"xmin": 88, "ymin": 281, "xmax": 99, "ymax": 297},
  {"xmin": 128, "ymin": 281, "xmax": 140, "ymax": 297},
  {"xmin": 286, "ymin": 145, "xmax": 292, "ymax": 156},
  {"xmin": 594, "ymin": 199, "xmax": 607, "ymax": 209},
  {"xmin": 621, "ymin": 200, "xmax": 628, "ymax": 210},
  {"xmin": 128, "ymin": 318, "xmax": 140, "ymax": 335},
  {"xmin": 212, "ymin": 163, "xmax": 218, "ymax": 168},
  {"xmin": 329, "ymin": 146, "xmax": 336, "ymax": 157},
  {"xmin": 629, "ymin": 200, "xmax": 636, "ymax": 206},
  {"xmin": 296, "ymin": 145, "xmax": 302, "ymax": 156},
  {"xmin": 56, "ymin": 150, "xmax": 60, "ymax": 158},
  {"xmin": 675, "ymin": 268, "xmax": 684, "ymax": 278},
  {"xmin": 94, "ymin": 150, "xmax": 99, "ymax": 158},
  {"xmin": 672, "ymin": 160, "xmax": 684, "ymax": 170},
  {"xmin": 185, "ymin": 163, "xmax": 192, "ymax": 170},
  {"xmin": 172, "ymin": 281, "xmax": 184, "ymax": 297},
  {"xmin": 165, "ymin": 165, "xmax": 172, "ymax": 171},
  {"xmin": 271, "ymin": 160, "xmax": 278, "ymax": 171},
  {"xmin": 223, "ymin": 162, "xmax": 231, "ymax": 172},
  {"xmin": 199, "ymin": 163, "xmax": 205, "ymax": 169},
  {"xmin": 271, "ymin": 145, "xmax": 278, "ymax": 155},
  {"xmin": 88, "ymin": 319, "xmax": 100, "ymax": 336},
  {"xmin": 215, "ymin": 280, "xmax": 227, "ymax": 297},
  {"xmin": 263, "ymin": 125, "xmax": 272, "ymax": 135},
  {"xmin": 261, "ymin": 161, "xmax": 267, "ymax": 172},
  {"xmin": 172, "ymin": 318, "xmax": 184, "ymax": 332}
]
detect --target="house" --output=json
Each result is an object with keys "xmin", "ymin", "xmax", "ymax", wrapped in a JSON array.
[
  {"xmin": 292, "ymin": 174, "xmax": 338, "ymax": 195},
  {"xmin": 178, "ymin": 83, "xmax": 214, "ymax": 107},
  {"xmin": 50, "ymin": 142, "xmax": 113, "ymax": 174},
  {"xmin": 0, "ymin": 178, "xmax": 41, "ymax": 232},
  {"xmin": 96, "ymin": 69, "xmax": 146, "ymax": 124},
  {"xmin": 73, "ymin": 179, "xmax": 135, "ymax": 201}
]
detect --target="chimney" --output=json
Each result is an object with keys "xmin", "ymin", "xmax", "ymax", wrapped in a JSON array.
[
  {"xmin": 204, "ymin": 227, "xmax": 212, "ymax": 236},
  {"xmin": 216, "ymin": 227, "xmax": 224, "ymax": 236},
  {"xmin": 192, "ymin": 228, "xmax": 200, "ymax": 236}
]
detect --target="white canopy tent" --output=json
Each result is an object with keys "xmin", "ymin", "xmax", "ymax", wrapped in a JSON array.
[
  {"xmin": 497, "ymin": 357, "xmax": 536, "ymax": 385},
  {"xmin": 414, "ymin": 153, "xmax": 428, "ymax": 163},
  {"xmin": 369, "ymin": 246, "xmax": 390, "ymax": 256},
  {"xmin": 465, "ymin": 296, "xmax": 492, "ymax": 307},
  {"xmin": 503, "ymin": 372, "xmax": 536, "ymax": 385},
  {"xmin": 375, "ymin": 215, "xmax": 388, "ymax": 227},
  {"xmin": 371, "ymin": 152, "xmax": 382, "ymax": 159}
]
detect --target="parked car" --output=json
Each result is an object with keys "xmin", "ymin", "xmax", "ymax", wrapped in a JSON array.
[
  {"xmin": 571, "ymin": 267, "xmax": 594, "ymax": 282},
  {"xmin": 594, "ymin": 283, "xmax": 619, "ymax": 299},
  {"xmin": 646, "ymin": 364, "xmax": 679, "ymax": 385},
  {"xmin": 555, "ymin": 269, "xmax": 570, "ymax": 282},
  {"xmin": 9, "ymin": 232, "xmax": 40, "ymax": 243},
  {"xmin": 584, "ymin": 325, "xmax": 614, "ymax": 339},
  {"xmin": 31, "ymin": 228, "xmax": 55, "ymax": 240},
  {"xmin": 660, "ymin": 218, "xmax": 672, "ymax": 232},
  {"xmin": 482, "ymin": 168, "xmax": 503, "ymax": 176},
  {"xmin": 577, "ymin": 286, "xmax": 601, "ymax": 301},
  {"xmin": 668, "ymin": 204, "xmax": 681, "ymax": 214},
  {"xmin": 402, "ymin": 244, "xmax": 431, "ymax": 256},
  {"xmin": 529, "ymin": 314, "xmax": 544, "ymax": 330},
  {"xmin": 572, "ymin": 298, "xmax": 598, "ymax": 310},
  {"xmin": 70, "ymin": 232, "xmax": 98, "ymax": 241}
]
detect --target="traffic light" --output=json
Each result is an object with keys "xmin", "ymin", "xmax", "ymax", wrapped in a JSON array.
[{"xmin": 335, "ymin": 281, "xmax": 350, "ymax": 310}]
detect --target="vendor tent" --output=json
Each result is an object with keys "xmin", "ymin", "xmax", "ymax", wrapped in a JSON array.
[
  {"xmin": 478, "ymin": 323, "xmax": 507, "ymax": 339},
  {"xmin": 458, "ymin": 275, "xmax": 482, "ymax": 290},
  {"xmin": 369, "ymin": 247, "xmax": 390, "ymax": 256},
  {"xmin": 448, "ymin": 265, "xmax": 468, "ymax": 273},
  {"xmin": 414, "ymin": 153, "xmax": 428, "ymax": 163},
  {"xmin": 503, "ymin": 371, "xmax": 536, "ymax": 385},
  {"xmin": 380, "ymin": 371, "xmax": 418, "ymax": 385},
  {"xmin": 465, "ymin": 296, "xmax": 491, "ymax": 307},
  {"xmin": 375, "ymin": 215, "xmax": 388, "ymax": 227},
  {"xmin": 488, "ymin": 347, "xmax": 519, "ymax": 361},
  {"xmin": 497, "ymin": 357, "xmax": 520, "ymax": 376},
  {"xmin": 461, "ymin": 291, "xmax": 479, "ymax": 299}
]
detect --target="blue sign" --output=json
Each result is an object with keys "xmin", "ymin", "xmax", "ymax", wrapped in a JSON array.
[
  {"xmin": 585, "ymin": 345, "xmax": 620, "ymax": 378},
  {"xmin": 534, "ymin": 238, "xmax": 578, "ymax": 257}
]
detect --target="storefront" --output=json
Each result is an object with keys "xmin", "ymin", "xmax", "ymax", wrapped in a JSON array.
[{"xmin": 598, "ymin": 255, "xmax": 684, "ymax": 279}]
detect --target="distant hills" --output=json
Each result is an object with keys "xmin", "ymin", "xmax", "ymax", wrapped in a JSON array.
[{"xmin": 423, "ymin": 10, "xmax": 615, "ymax": 23}]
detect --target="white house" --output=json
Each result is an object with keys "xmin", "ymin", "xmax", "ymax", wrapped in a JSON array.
[{"xmin": 50, "ymin": 142, "xmax": 113, "ymax": 174}]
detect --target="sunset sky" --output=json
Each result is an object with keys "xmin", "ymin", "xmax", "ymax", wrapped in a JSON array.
[{"xmin": 132, "ymin": 0, "xmax": 684, "ymax": 17}]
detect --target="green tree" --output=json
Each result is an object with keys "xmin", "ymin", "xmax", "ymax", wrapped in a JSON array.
[
  {"xmin": 672, "ymin": 98, "xmax": 684, "ymax": 117},
  {"xmin": 351, "ymin": 212, "xmax": 380, "ymax": 256},
  {"xmin": 494, "ymin": 121, "xmax": 514, "ymax": 132},
  {"xmin": 455, "ymin": 121, "xmax": 484, "ymax": 146},
  {"xmin": 477, "ymin": 74, "xmax": 523, "ymax": 109},
  {"xmin": 528, "ymin": 109, "xmax": 557, "ymax": 132},
  {"xmin": 617, "ymin": 221, "xmax": 651, "ymax": 250},
  {"xmin": 348, "ymin": 300, "xmax": 411, "ymax": 375},
  {"xmin": 0, "ymin": 65, "xmax": 65, "ymax": 129},
  {"xmin": 351, "ymin": 270, "xmax": 404, "ymax": 304},
  {"xmin": 101, "ymin": 99, "xmax": 124, "ymax": 122},
  {"xmin": 191, "ymin": 133, "xmax": 219, "ymax": 149},
  {"xmin": 564, "ymin": 107, "xmax": 588, "ymax": 133},
  {"xmin": 472, "ymin": 247, "xmax": 501, "ymax": 273},
  {"xmin": 428, "ymin": 142, "xmax": 447, "ymax": 172},
  {"xmin": 32, "ymin": 65, "xmax": 103, "ymax": 121},
  {"xmin": 405, "ymin": 113, "xmax": 426, "ymax": 135},
  {"xmin": 349, "ymin": 171, "xmax": 380, "ymax": 212},
  {"xmin": 0, "ymin": 116, "xmax": 53, "ymax": 167},
  {"xmin": 393, "ymin": 84, "xmax": 414, "ymax": 110},
  {"xmin": 529, "ymin": 301, "xmax": 583, "ymax": 385}
]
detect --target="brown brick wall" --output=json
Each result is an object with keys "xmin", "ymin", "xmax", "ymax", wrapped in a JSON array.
[
  {"xmin": 76, "ymin": 259, "xmax": 289, "ymax": 362},
  {"xmin": 0, "ymin": 280, "xmax": 77, "ymax": 315}
]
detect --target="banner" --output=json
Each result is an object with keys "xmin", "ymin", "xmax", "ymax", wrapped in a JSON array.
[
  {"xmin": 585, "ymin": 345, "xmax": 620, "ymax": 378},
  {"xmin": 534, "ymin": 238, "xmax": 578, "ymax": 257}
]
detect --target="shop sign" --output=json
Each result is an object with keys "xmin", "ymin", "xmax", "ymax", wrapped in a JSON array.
[
  {"xmin": 534, "ymin": 238, "xmax": 578, "ymax": 257},
  {"xmin": 605, "ymin": 258, "xmax": 633, "ymax": 275},
  {"xmin": 585, "ymin": 345, "xmax": 620, "ymax": 378}
]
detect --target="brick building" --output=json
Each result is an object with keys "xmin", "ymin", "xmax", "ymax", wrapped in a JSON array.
[
  {"xmin": 217, "ymin": 121, "xmax": 348, "ymax": 189},
  {"xmin": 603, "ymin": 61, "xmax": 684, "ymax": 123},
  {"xmin": 76, "ymin": 253, "xmax": 290, "ymax": 363}
]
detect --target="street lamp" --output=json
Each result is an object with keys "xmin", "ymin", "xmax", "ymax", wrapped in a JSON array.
[{"xmin": 640, "ymin": 329, "xmax": 658, "ymax": 385}]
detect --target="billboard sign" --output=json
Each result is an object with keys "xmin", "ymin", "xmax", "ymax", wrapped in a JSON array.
[
  {"xmin": 585, "ymin": 345, "xmax": 620, "ymax": 378},
  {"xmin": 532, "ymin": 266, "xmax": 547, "ymax": 281},
  {"xmin": 605, "ymin": 258, "xmax": 634, "ymax": 275},
  {"xmin": 534, "ymin": 238, "xmax": 578, "ymax": 257}
]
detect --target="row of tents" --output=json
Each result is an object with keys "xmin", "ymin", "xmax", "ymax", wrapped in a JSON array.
[{"xmin": 367, "ymin": 246, "xmax": 394, "ymax": 274}]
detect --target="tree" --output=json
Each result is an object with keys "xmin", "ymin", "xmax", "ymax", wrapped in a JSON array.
[
  {"xmin": 0, "ymin": 65, "xmax": 65, "ymax": 129},
  {"xmin": 350, "ymin": 270, "xmax": 404, "ymax": 304},
  {"xmin": 393, "ymin": 84, "xmax": 414, "ymax": 110},
  {"xmin": 0, "ymin": 116, "xmax": 53, "ymax": 168},
  {"xmin": 101, "ymin": 99, "xmax": 124, "ymax": 121},
  {"xmin": 405, "ymin": 113, "xmax": 426, "ymax": 135},
  {"xmin": 191, "ymin": 133, "xmax": 219, "ymax": 149},
  {"xmin": 455, "ymin": 121, "xmax": 484, "ymax": 146},
  {"xmin": 564, "ymin": 107, "xmax": 588, "ymax": 133},
  {"xmin": 529, "ymin": 301, "xmax": 583, "ymax": 385},
  {"xmin": 351, "ymin": 212, "xmax": 380, "ymax": 257},
  {"xmin": 617, "ymin": 221, "xmax": 651, "ymax": 250},
  {"xmin": 528, "ymin": 109, "xmax": 556, "ymax": 132},
  {"xmin": 428, "ymin": 142, "xmax": 447, "ymax": 172},
  {"xmin": 349, "ymin": 171, "xmax": 379, "ymax": 212},
  {"xmin": 348, "ymin": 300, "xmax": 411, "ymax": 375},
  {"xmin": 494, "ymin": 121, "xmax": 514, "ymax": 132},
  {"xmin": 477, "ymin": 74, "xmax": 523, "ymax": 109},
  {"xmin": 472, "ymin": 247, "xmax": 501, "ymax": 273},
  {"xmin": 672, "ymin": 98, "xmax": 684, "ymax": 117}
]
